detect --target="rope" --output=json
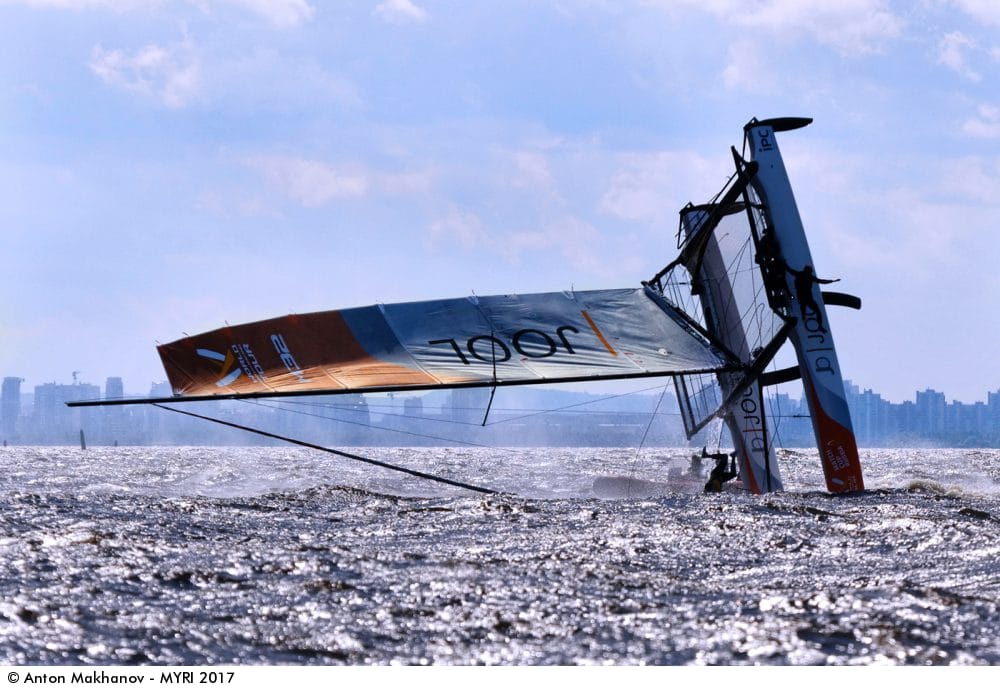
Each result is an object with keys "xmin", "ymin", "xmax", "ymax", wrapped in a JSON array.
[
  {"xmin": 240, "ymin": 399, "xmax": 495, "ymax": 448},
  {"xmin": 152, "ymin": 403, "xmax": 498, "ymax": 495},
  {"xmin": 623, "ymin": 383, "xmax": 671, "ymax": 497},
  {"xmin": 240, "ymin": 385, "xmax": 688, "ymax": 445},
  {"xmin": 484, "ymin": 382, "xmax": 674, "ymax": 426},
  {"xmin": 265, "ymin": 396, "xmax": 688, "ymax": 420}
]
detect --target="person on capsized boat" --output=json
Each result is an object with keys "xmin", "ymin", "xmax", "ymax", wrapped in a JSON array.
[
  {"xmin": 702, "ymin": 447, "xmax": 738, "ymax": 493},
  {"xmin": 786, "ymin": 263, "xmax": 839, "ymax": 333},
  {"xmin": 700, "ymin": 446, "xmax": 727, "ymax": 463},
  {"xmin": 756, "ymin": 230, "xmax": 788, "ymax": 302}
]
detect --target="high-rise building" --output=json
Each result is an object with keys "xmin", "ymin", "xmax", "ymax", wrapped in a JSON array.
[
  {"xmin": 2, "ymin": 377, "xmax": 23, "ymax": 440},
  {"xmin": 33, "ymin": 381, "xmax": 102, "ymax": 442},
  {"xmin": 105, "ymin": 377, "xmax": 124, "ymax": 399},
  {"xmin": 988, "ymin": 390, "xmax": 1000, "ymax": 442},
  {"xmin": 449, "ymin": 388, "xmax": 485, "ymax": 424},
  {"xmin": 104, "ymin": 377, "xmax": 126, "ymax": 444},
  {"xmin": 915, "ymin": 389, "xmax": 946, "ymax": 437}
]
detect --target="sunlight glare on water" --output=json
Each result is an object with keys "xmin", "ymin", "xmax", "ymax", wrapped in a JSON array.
[{"xmin": 0, "ymin": 446, "xmax": 998, "ymax": 664}]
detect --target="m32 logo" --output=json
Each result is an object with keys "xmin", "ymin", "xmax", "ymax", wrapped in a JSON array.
[
  {"xmin": 196, "ymin": 335, "xmax": 308, "ymax": 387},
  {"xmin": 271, "ymin": 334, "xmax": 310, "ymax": 383}
]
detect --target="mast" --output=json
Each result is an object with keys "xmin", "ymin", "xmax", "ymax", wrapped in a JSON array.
[
  {"xmin": 744, "ymin": 118, "xmax": 864, "ymax": 493},
  {"xmin": 679, "ymin": 206, "xmax": 782, "ymax": 493}
]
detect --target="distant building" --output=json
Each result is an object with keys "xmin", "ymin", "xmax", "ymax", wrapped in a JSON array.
[
  {"xmin": 449, "ymin": 389, "xmax": 484, "ymax": 424},
  {"xmin": 403, "ymin": 397, "xmax": 424, "ymax": 417},
  {"xmin": 916, "ymin": 389, "xmax": 946, "ymax": 438},
  {"xmin": 144, "ymin": 381, "xmax": 177, "ymax": 442},
  {"xmin": 105, "ymin": 377, "xmax": 124, "ymax": 399},
  {"xmin": 2, "ymin": 377, "xmax": 23, "ymax": 441},
  {"xmin": 104, "ymin": 377, "xmax": 126, "ymax": 444},
  {"xmin": 32, "ymin": 381, "xmax": 101, "ymax": 443},
  {"xmin": 988, "ymin": 390, "xmax": 1000, "ymax": 443}
]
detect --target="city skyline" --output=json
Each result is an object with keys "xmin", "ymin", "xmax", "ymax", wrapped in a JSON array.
[
  {"xmin": 5, "ymin": 370, "xmax": 1000, "ymax": 407},
  {"xmin": 5, "ymin": 371, "xmax": 1000, "ymax": 448}
]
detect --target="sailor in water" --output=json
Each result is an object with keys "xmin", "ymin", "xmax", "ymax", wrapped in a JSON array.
[
  {"xmin": 701, "ymin": 447, "xmax": 738, "ymax": 493},
  {"xmin": 786, "ymin": 263, "xmax": 839, "ymax": 333}
]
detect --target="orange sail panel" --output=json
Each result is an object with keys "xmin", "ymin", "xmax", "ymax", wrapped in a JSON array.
[{"xmin": 157, "ymin": 288, "xmax": 734, "ymax": 397}]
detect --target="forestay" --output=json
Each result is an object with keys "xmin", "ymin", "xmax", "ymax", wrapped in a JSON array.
[{"xmin": 157, "ymin": 287, "xmax": 739, "ymax": 398}]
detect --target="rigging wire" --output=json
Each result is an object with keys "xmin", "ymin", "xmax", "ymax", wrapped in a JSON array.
[
  {"xmin": 482, "ymin": 327, "xmax": 499, "ymax": 426},
  {"xmin": 151, "ymin": 403, "xmax": 498, "ymax": 495},
  {"xmin": 235, "ymin": 387, "xmax": 693, "ymax": 451},
  {"xmin": 483, "ymin": 382, "xmax": 677, "ymax": 426},
  {"xmin": 658, "ymin": 177, "xmax": 790, "ymax": 462},
  {"xmin": 768, "ymin": 385, "xmax": 788, "ymax": 451},
  {"xmin": 262, "ymin": 396, "xmax": 689, "ymax": 421},
  {"xmin": 192, "ymin": 382, "xmax": 696, "ymax": 470},
  {"xmin": 222, "ymin": 382, "xmax": 703, "ymax": 471},
  {"xmin": 626, "ymin": 383, "xmax": 671, "ymax": 493},
  {"xmin": 236, "ymin": 399, "xmax": 495, "ymax": 448}
]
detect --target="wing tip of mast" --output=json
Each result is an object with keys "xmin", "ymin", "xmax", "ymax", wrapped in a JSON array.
[{"xmin": 744, "ymin": 117, "xmax": 813, "ymax": 133}]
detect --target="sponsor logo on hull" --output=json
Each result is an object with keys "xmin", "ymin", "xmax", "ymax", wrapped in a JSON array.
[{"xmin": 803, "ymin": 375, "xmax": 864, "ymax": 492}]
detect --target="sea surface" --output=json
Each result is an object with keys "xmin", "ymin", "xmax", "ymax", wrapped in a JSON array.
[{"xmin": 0, "ymin": 445, "xmax": 998, "ymax": 665}]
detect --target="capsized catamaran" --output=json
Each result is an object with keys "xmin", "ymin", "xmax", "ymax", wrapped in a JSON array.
[{"xmin": 69, "ymin": 118, "xmax": 864, "ymax": 495}]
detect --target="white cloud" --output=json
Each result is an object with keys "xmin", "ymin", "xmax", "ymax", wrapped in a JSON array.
[
  {"xmin": 951, "ymin": 0, "xmax": 1000, "ymax": 26},
  {"xmin": 721, "ymin": 39, "xmax": 773, "ymax": 92},
  {"xmin": 429, "ymin": 208, "xmax": 486, "ymax": 250},
  {"xmin": 795, "ymin": 147, "xmax": 1000, "ymax": 282},
  {"xmin": 374, "ymin": 0, "xmax": 427, "ymax": 24},
  {"xmin": 212, "ymin": 48, "xmax": 363, "ymax": 111},
  {"xmin": 599, "ymin": 150, "xmax": 719, "ymax": 226},
  {"xmin": 379, "ymin": 170, "xmax": 435, "ymax": 195},
  {"xmin": 510, "ymin": 151, "xmax": 554, "ymax": 189},
  {"xmin": 962, "ymin": 104, "xmax": 1000, "ymax": 139},
  {"xmin": 500, "ymin": 216, "xmax": 617, "ymax": 275},
  {"xmin": 657, "ymin": 0, "xmax": 903, "ymax": 55},
  {"xmin": 92, "ymin": 40, "xmax": 361, "ymax": 112},
  {"xmin": 823, "ymin": 189, "xmax": 967, "ymax": 282},
  {"xmin": 536, "ymin": 217, "xmax": 606, "ymax": 275},
  {"xmin": 246, "ymin": 156, "xmax": 369, "ymax": 207},
  {"xmin": 242, "ymin": 156, "xmax": 436, "ymax": 209},
  {"xmin": 90, "ymin": 40, "xmax": 201, "ymax": 108},
  {"xmin": 1, "ymin": 0, "xmax": 314, "ymax": 27},
  {"xmin": 222, "ymin": 0, "xmax": 314, "ymax": 28},
  {"xmin": 740, "ymin": 0, "xmax": 902, "ymax": 54},
  {"xmin": 428, "ymin": 208, "xmax": 618, "ymax": 276},
  {"xmin": 939, "ymin": 155, "xmax": 1000, "ymax": 205},
  {"xmin": 937, "ymin": 31, "xmax": 980, "ymax": 81},
  {"xmin": 0, "ymin": 0, "xmax": 160, "ymax": 8},
  {"xmin": 196, "ymin": 188, "xmax": 276, "ymax": 219}
]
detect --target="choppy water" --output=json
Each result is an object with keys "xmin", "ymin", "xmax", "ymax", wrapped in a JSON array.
[{"xmin": 1, "ymin": 445, "xmax": 998, "ymax": 665}]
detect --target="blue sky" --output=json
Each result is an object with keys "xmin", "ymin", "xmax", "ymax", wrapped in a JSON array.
[{"xmin": 1, "ymin": 0, "xmax": 999, "ymax": 403}]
